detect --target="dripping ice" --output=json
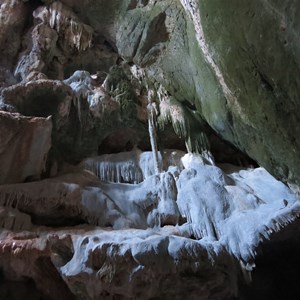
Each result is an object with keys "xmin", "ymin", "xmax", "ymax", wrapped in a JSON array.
[
  {"xmin": 60, "ymin": 70, "xmax": 300, "ymax": 266},
  {"xmin": 2, "ymin": 69, "xmax": 289, "ymax": 268},
  {"xmin": 78, "ymin": 149, "xmax": 300, "ymax": 266}
]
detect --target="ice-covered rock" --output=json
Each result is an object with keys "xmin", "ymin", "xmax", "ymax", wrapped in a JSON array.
[
  {"xmin": 1, "ymin": 150, "xmax": 299, "ymax": 267},
  {"xmin": 81, "ymin": 149, "xmax": 185, "ymax": 183},
  {"xmin": 177, "ymin": 163, "xmax": 234, "ymax": 241},
  {"xmin": 59, "ymin": 227, "xmax": 236, "ymax": 300},
  {"xmin": 0, "ymin": 168, "xmax": 181, "ymax": 229},
  {"xmin": 64, "ymin": 70, "xmax": 93, "ymax": 96},
  {"xmin": 81, "ymin": 150, "xmax": 144, "ymax": 184},
  {"xmin": 0, "ymin": 149, "xmax": 299, "ymax": 298},
  {"xmin": 177, "ymin": 154, "xmax": 300, "ymax": 264}
]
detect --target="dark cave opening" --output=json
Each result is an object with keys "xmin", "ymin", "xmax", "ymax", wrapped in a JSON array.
[
  {"xmin": 0, "ymin": 277, "xmax": 47, "ymax": 300},
  {"xmin": 97, "ymin": 117, "xmax": 257, "ymax": 169},
  {"xmin": 239, "ymin": 218, "xmax": 300, "ymax": 300}
]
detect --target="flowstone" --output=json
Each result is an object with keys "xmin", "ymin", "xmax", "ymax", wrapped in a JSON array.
[{"xmin": 1, "ymin": 149, "xmax": 299, "ymax": 299}]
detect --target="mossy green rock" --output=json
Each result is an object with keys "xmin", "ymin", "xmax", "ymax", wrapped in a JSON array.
[
  {"xmin": 113, "ymin": 0, "xmax": 300, "ymax": 187},
  {"xmin": 1, "ymin": 0, "xmax": 299, "ymax": 187},
  {"xmin": 196, "ymin": 0, "xmax": 300, "ymax": 186}
]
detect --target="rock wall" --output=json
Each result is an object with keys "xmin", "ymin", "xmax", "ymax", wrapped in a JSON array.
[
  {"xmin": 1, "ymin": 0, "xmax": 299, "ymax": 188},
  {"xmin": 114, "ymin": 0, "xmax": 300, "ymax": 189},
  {"xmin": 0, "ymin": 0, "xmax": 300, "ymax": 299}
]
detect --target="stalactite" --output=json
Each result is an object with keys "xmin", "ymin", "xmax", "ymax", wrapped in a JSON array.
[
  {"xmin": 157, "ymin": 88, "xmax": 209, "ymax": 155},
  {"xmin": 81, "ymin": 150, "xmax": 185, "ymax": 184},
  {"xmin": 147, "ymin": 89, "xmax": 161, "ymax": 174},
  {"xmin": 83, "ymin": 157, "xmax": 144, "ymax": 184},
  {"xmin": 37, "ymin": 1, "xmax": 93, "ymax": 51}
]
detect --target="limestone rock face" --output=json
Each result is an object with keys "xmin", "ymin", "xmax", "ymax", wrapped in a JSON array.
[
  {"xmin": 0, "ymin": 0, "xmax": 300, "ymax": 299},
  {"xmin": 0, "ymin": 229, "xmax": 75, "ymax": 300},
  {"xmin": 1, "ymin": 1, "xmax": 299, "ymax": 185},
  {"xmin": 0, "ymin": 0, "xmax": 29, "ymax": 87},
  {"xmin": 186, "ymin": 0, "xmax": 300, "ymax": 189},
  {"xmin": 0, "ymin": 111, "xmax": 52, "ymax": 184},
  {"xmin": 2, "ymin": 0, "xmax": 299, "ymax": 187},
  {"xmin": 113, "ymin": 0, "xmax": 300, "ymax": 188}
]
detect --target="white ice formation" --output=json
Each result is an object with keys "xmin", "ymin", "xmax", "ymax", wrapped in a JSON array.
[
  {"xmin": 1, "ymin": 149, "xmax": 299, "ymax": 269},
  {"xmin": 63, "ymin": 70, "xmax": 120, "ymax": 121},
  {"xmin": 80, "ymin": 149, "xmax": 185, "ymax": 183},
  {"xmin": 81, "ymin": 150, "xmax": 300, "ymax": 266}
]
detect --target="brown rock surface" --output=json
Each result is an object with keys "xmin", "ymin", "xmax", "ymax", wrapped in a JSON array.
[
  {"xmin": 0, "ymin": 111, "xmax": 52, "ymax": 184},
  {"xmin": 0, "ymin": 229, "xmax": 75, "ymax": 300}
]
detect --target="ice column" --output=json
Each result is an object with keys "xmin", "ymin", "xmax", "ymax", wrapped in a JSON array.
[{"xmin": 147, "ymin": 90, "xmax": 161, "ymax": 174}]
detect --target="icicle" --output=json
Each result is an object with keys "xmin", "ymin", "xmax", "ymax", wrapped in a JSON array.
[
  {"xmin": 82, "ymin": 153, "xmax": 144, "ymax": 184},
  {"xmin": 147, "ymin": 90, "xmax": 161, "ymax": 174},
  {"xmin": 64, "ymin": 70, "xmax": 95, "ymax": 124},
  {"xmin": 185, "ymin": 133, "xmax": 210, "ymax": 156},
  {"xmin": 157, "ymin": 85, "xmax": 209, "ymax": 155},
  {"xmin": 49, "ymin": 3, "xmax": 58, "ymax": 29},
  {"xmin": 158, "ymin": 97, "xmax": 187, "ymax": 138},
  {"xmin": 46, "ymin": 1, "xmax": 93, "ymax": 51}
]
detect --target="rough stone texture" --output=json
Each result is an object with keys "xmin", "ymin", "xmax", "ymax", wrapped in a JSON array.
[
  {"xmin": 0, "ymin": 0, "xmax": 300, "ymax": 299},
  {"xmin": 113, "ymin": 0, "xmax": 300, "ymax": 188},
  {"xmin": 23, "ymin": 0, "xmax": 295, "ymax": 188},
  {"xmin": 0, "ymin": 227, "xmax": 238, "ymax": 300},
  {"xmin": 59, "ymin": 228, "xmax": 237, "ymax": 300},
  {"xmin": 0, "ymin": 229, "xmax": 75, "ymax": 300},
  {"xmin": 0, "ymin": 207, "xmax": 31, "ymax": 231},
  {"xmin": 0, "ymin": 71, "xmax": 151, "ymax": 165},
  {"xmin": 0, "ymin": 0, "xmax": 29, "ymax": 87},
  {"xmin": 0, "ymin": 111, "xmax": 52, "ymax": 184},
  {"xmin": 195, "ymin": 0, "xmax": 300, "ymax": 188}
]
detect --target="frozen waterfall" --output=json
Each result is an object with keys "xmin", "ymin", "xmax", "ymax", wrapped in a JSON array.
[
  {"xmin": 1, "ymin": 149, "xmax": 298, "ymax": 268},
  {"xmin": 73, "ymin": 150, "xmax": 300, "ymax": 265}
]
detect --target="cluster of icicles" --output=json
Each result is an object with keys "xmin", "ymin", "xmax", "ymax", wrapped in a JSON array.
[
  {"xmin": 33, "ymin": 1, "xmax": 93, "ymax": 51},
  {"xmin": 62, "ymin": 70, "xmax": 300, "ymax": 264},
  {"xmin": 0, "ymin": 68, "xmax": 299, "ymax": 268},
  {"xmin": 78, "ymin": 143, "xmax": 300, "ymax": 266}
]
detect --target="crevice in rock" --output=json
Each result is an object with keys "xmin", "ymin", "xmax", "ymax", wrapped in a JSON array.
[
  {"xmin": 257, "ymin": 70, "xmax": 274, "ymax": 92},
  {"xmin": 50, "ymin": 235, "xmax": 74, "ymax": 267},
  {"xmin": 138, "ymin": 12, "xmax": 169, "ymax": 66},
  {"xmin": 0, "ymin": 277, "xmax": 49, "ymax": 300},
  {"xmin": 34, "ymin": 256, "xmax": 76, "ymax": 300},
  {"xmin": 209, "ymin": 132, "xmax": 259, "ymax": 167},
  {"xmin": 30, "ymin": 215, "xmax": 85, "ymax": 227},
  {"xmin": 127, "ymin": 0, "xmax": 149, "ymax": 11}
]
